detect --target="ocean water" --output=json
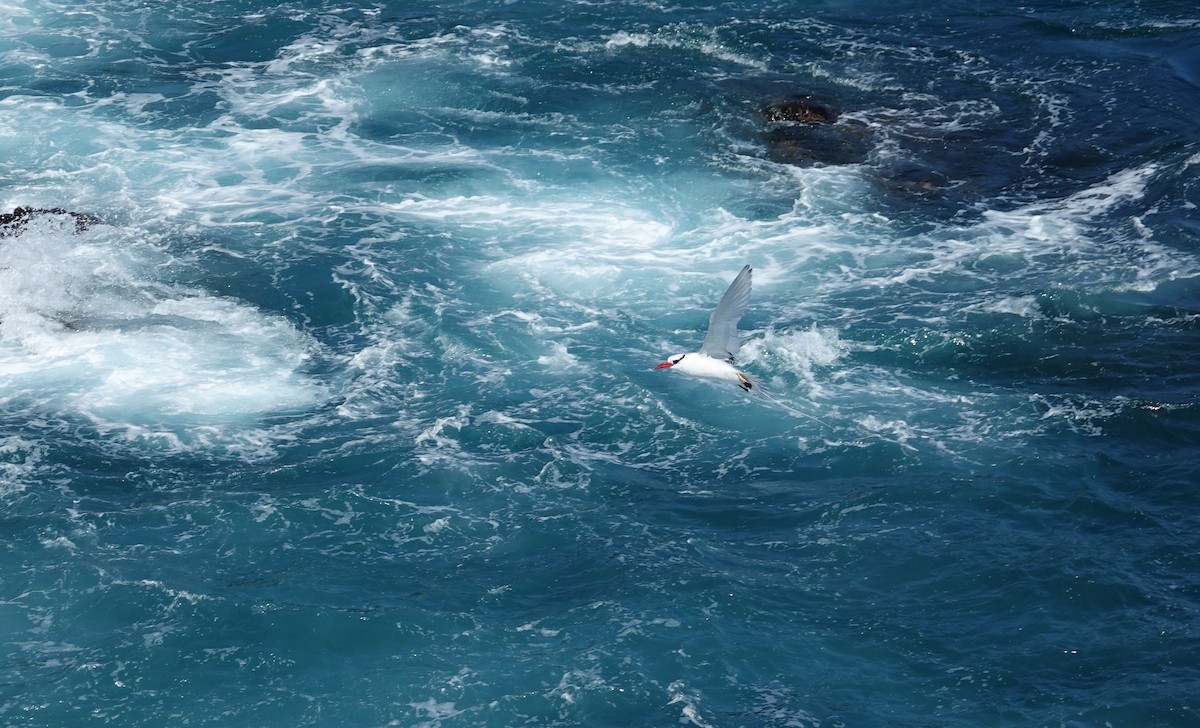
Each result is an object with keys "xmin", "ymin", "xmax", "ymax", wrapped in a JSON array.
[{"xmin": 2, "ymin": 1, "xmax": 1199, "ymax": 725}]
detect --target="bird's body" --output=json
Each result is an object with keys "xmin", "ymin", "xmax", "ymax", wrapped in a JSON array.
[
  {"xmin": 656, "ymin": 351, "xmax": 755, "ymax": 391},
  {"xmin": 655, "ymin": 265, "xmax": 756, "ymax": 392}
]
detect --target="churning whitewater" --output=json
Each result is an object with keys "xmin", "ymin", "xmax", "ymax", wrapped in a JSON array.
[{"xmin": 2, "ymin": 1, "xmax": 1199, "ymax": 726}]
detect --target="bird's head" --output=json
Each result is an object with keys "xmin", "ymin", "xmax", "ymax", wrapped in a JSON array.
[{"xmin": 654, "ymin": 353, "xmax": 686, "ymax": 370}]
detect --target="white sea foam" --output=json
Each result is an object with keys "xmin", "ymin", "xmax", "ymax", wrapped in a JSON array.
[
  {"xmin": 0, "ymin": 222, "xmax": 326, "ymax": 457},
  {"xmin": 602, "ymin": 26, "xmax": 769, "ymax": 71},
  {"xmin": 741, "ymin": 326, "xmax": 846, "ymax": 394},
  {"xmin": 0, "ymin": 435, "xmax": 44, "ymax": 497},
  {"xmin": 668, "ymin": 681, "xmax": 716, "ymax": 728},
  {"xmin": 537, "ymin": 342, "xmax": 581, "ymax": 371},
  {"xmin": 969, "ymin": 295, "xmax": 1043, "ymax": 319},
  {"xmin": 1, "ymin": 3, "xmax": 1187, "ymax": 471}
]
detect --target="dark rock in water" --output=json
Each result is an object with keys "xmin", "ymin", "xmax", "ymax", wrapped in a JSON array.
[
  {"xmin": 0, "ymin": 206, "xmax": 100, "ymax": 237},
  {"xmin": 764, "ymin": 124, "xmax": 874, "ymax": 166},
  {"xmin": 759, "ymin": 94, "xmax": 872, "ymax": 166},
  {"xmin": 869, "ymin": 160, "xmax": 959, "ymax": 201},
  {"xmin": 742, "ymin": 90, "xmax": 972, "ymax": 213},
  {"xmin": 762, "ymin": 95, "xmax": 839, "ymax": 125}
]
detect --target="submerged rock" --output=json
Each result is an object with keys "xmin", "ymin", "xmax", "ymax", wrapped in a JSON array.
[
  {"xmin": 0, "ymin": 206, "xmax": 100, "ymax": 237},
  {"xmin": 752, "ymin": 93, "xmax": 961, "ymax": 206},
  {"xmin": 760, "ymin": 94, "xmax": 872, "ymax": 166},
  {"xmin": 762, "ymin": 95, "xmax": 839, "ymax": 125}
]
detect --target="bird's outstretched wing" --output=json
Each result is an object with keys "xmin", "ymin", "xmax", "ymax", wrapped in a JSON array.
[{"xmin": 699, "ymin": 265, "xmax": 752, "ymax": 362}]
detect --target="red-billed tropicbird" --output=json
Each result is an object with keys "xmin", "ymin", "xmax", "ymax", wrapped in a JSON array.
[{"xmin": 655, "ymin": 264, "xmax": 758, "ymax": 392}]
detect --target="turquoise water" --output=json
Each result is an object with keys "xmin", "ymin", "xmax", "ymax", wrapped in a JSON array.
[{"xmin": 2, "ymin": 1, "xmax": 1199, "ymax": 725}]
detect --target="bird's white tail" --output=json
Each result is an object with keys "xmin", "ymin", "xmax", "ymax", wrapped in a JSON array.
[{"xmin": 743, "ymin": 376, "xmax": 833, "ymax": 429}]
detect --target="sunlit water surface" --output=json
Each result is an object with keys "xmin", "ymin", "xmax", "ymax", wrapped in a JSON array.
[{"xmin": 2, "ymin": 2, "xmax": 1199, "ymax": 725}]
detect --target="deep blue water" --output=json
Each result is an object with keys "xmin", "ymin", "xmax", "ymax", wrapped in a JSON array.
[{"xmin": 2, "ymin": 1, "xmax": 1199, "ymax": 725}]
